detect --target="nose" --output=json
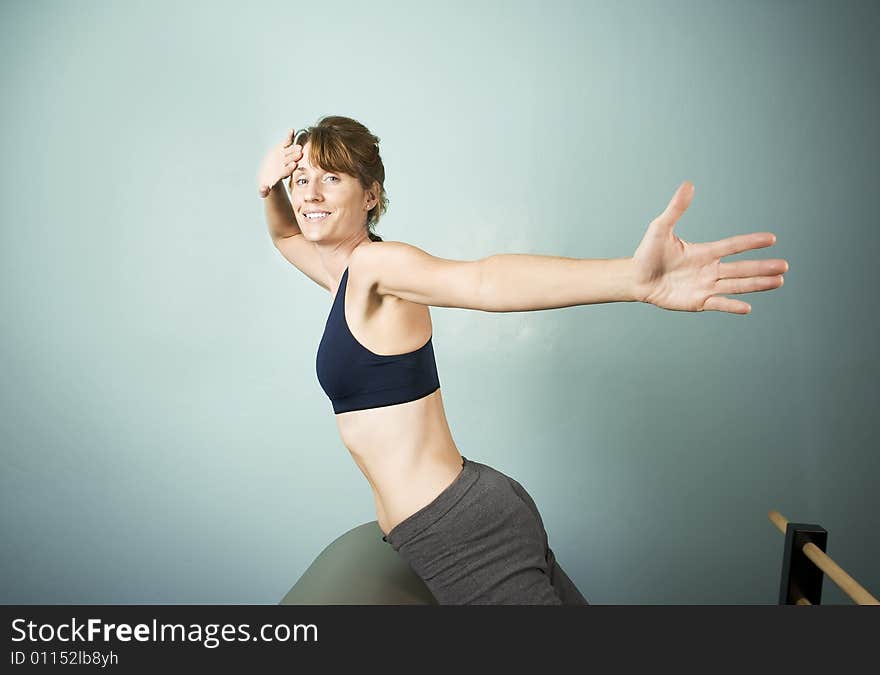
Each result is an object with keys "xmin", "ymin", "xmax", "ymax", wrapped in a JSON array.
[{"xmin": 304, "ymin": 180, "xmax": 324, "ymax": 202}]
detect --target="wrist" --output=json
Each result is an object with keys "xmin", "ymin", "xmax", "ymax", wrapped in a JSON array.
[
  {"xmin": 628, "ymin": 257, "xmax": 651, "ymax": 304},
  {"xmin": 261, "ymin": 179, "xmax": 284, "ymax": 198}
]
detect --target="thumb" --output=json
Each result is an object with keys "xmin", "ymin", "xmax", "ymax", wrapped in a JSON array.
[{"xmin": 655, "ymin": 181, "xmax": 694, "ymax": 231}]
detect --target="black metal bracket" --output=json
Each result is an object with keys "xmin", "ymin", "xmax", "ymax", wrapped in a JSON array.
[{"xmin": 778, "ymin": 521, "xmax": 828, "ymax": 605}]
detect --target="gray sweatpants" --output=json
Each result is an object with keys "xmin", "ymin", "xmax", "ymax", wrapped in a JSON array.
[{"xmin": 382, "ymin": 456, "xmax": 589, "ymax": 605}]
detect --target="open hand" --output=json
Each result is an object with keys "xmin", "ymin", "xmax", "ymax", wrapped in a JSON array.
[
  {"xmin": 257, "ymin": 129, "xmax": 303, "ymax": 198},
  {"xmin": 632, "ymin": 181, "xmax": 789, "ymax": 314}
]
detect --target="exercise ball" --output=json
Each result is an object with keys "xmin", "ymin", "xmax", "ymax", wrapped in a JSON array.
[{"xmin": 279, "ymin": 521, "xmax": 437, "ymax": 605}]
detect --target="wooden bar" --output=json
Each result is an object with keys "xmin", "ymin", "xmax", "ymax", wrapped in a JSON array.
[{"xmin": 769, "ymin": 510, "xmax": 879, "ymax": 605}]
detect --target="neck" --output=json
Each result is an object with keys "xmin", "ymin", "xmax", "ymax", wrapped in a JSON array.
[{"xmin": 317, "ymin": 230, "xmax": 372, "ymax": 283}]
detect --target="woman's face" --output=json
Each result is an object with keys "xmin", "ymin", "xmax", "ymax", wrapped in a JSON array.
[{"xmin": 288, "ymin": 141, "xmax": 370, "ymax": 242}]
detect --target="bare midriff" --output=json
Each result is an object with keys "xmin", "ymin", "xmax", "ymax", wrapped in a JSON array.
[{"xmin": 334, "ymin": 388, "xmax": 463, "ymax": 537}]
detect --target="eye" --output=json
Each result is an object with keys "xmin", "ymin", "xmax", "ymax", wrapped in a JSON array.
[{"xmin": 294, "ymin": 175, "xmax": 340, "ymax": 186}]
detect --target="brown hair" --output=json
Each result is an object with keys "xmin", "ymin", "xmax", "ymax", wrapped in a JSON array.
[{"xmin": 292, "ymin": 116, "xmax": 388, "ymax": 242}]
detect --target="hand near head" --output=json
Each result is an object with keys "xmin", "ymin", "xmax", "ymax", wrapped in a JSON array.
[
  {"xmin": 257, "ymin": 129, "xmax": 303, "ymax": 198},
  {"xmin": 632, "ymin": 181, "xmax": 789, "ymax": 314}
]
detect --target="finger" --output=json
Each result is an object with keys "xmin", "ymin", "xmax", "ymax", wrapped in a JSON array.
[
  {"xmin": 708, "ymin": 232, "xmax": 777, "ymax": 259},
  {"xmin": 283, "ymin": 145, "xmax": 302, "ymax": 158},
  {"xmin": 283, "ymin": 129, "xmax": 300, "ymax": 148},
  {"xmin": 703, "ymin": 296, "xmax": 752, "ymax": 315},
  {"xmin": 718, "ymin": 258, "xmax": 789, "ymax": 279},
  {"xmin": 653, "ymin": 181, "xmax": 695, "ymax": 231},
  {"xmin": 714, "ymin": 275, "xmax": 784, "ymax": 295}
]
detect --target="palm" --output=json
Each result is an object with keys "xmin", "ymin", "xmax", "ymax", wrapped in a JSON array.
[{"xmin": 632, "ymin": 182, "xmax": 789, "ymax": 315}]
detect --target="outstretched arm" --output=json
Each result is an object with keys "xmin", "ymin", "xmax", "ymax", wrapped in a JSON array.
[
  {"xmin": 479, "ymin": 254, "xmax": 639, "ymax": 311},
  {"xmin": 360, "ymin": 181, "xmax": 789, "ymax": 315},
  {"xmin": 358, "ymin": 242, "xmax": 639, "ymax": 311}
]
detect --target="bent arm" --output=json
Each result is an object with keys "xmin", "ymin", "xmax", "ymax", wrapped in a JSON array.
[
  {"xmin": 265, "ymin": 179, "xmax": 302, "ymax": 240},
  {"xmin": 264, "ymin": 180, "xmax": 332, "ymax": 290},
  {"xmin": 480, "ymin": 253, "xmax": 641, "ymax": 312}
]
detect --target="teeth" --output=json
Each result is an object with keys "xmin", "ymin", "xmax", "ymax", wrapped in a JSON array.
[{"xmin": 305, "ymin": 212, "xmax": 330, "ymax": 219}]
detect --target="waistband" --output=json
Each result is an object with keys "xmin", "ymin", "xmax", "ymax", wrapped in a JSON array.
[{"xmin": 383, "ymin": 455, "xmax": 480, "ymax": 547}]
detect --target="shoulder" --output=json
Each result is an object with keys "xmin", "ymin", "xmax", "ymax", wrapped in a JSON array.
[
  {"xmin": 352, "ymin": 240, "xmax": 422, "ymax": 264},
  {"xmin": 350, "ymin": 240, "xmax": 429, "ymax": 282}
]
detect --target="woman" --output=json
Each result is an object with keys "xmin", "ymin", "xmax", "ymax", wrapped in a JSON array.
[{"xmin": 256, "ymin": 115, "xmax": 789, "ymax": 605}]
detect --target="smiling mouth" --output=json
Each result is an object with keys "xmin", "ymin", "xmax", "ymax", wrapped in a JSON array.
[{"xmin": 303, "ymin": 211, "xmax": 331, "ymax": 222}]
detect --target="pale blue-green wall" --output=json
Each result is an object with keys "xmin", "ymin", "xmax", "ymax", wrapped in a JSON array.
[{"xmin": 1, "ymin": 0, "xmax": 877, "ymax": 604}]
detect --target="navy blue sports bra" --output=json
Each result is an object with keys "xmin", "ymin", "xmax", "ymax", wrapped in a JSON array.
[{"xmin": 316, "ymin": 267, "xmax": 440, "ymax": 414}]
